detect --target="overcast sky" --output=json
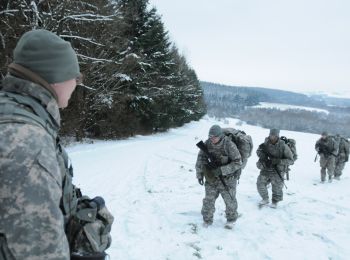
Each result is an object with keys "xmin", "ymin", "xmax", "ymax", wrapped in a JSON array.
[{"xmin": 149, "ymin": 0, "xmax": 350, "ymax": 95}]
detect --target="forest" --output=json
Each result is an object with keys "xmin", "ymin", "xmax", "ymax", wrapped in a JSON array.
[{"xmin": 0, "ymin": 0, "xmax": 206, "ymax": 139}]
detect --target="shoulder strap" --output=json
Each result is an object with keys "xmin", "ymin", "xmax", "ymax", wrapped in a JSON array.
[{"xmin": 0, "ymin": 92, "xmax": 59, "ymax": 139}]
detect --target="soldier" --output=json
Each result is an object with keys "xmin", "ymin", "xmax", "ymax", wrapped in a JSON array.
[
  {"xmin": 256, "ymin": 129, "xmax": 294, "ymax": 208},
  {"xmin": 196, "ymin": 125, "xmax": 242, "ymax": 228},
  {"xmin": 334, "ymin": 135, "xmax": 350, "ymax": 180},
  {"xmin": 0, "ymin": 30, "xmax": 111, "ymax": 260},
  {"xmin": 315, "ymin": 131, "xmax": 337, "ymax": 183}
]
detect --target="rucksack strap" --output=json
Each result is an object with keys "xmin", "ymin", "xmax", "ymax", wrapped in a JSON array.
[{"xmin": 0, "ymin": 92, "xmax": 58, "ymax": 139}]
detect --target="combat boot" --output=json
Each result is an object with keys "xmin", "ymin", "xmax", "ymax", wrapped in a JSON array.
[
  {"xmin": 202, "ymin": 221, "xmax": 212, "ymax": 228},
  {"xmin": 224, "ymin": 220, "xmax": 235, "ymax": 229},
  {"xmin": 270, "ymin": 200, "xmax": 278, "ymax": 208},
  {"xmin": 258, "ymin": 199, "xmax": 269, "ymax": 206}
]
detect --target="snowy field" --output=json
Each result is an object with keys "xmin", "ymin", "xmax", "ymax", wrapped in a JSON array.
[
  {"xmin": 67, "ymin": 116, "xmax": 350, "ymax": 260},
  {"xmin": 252, "ymin": 102, "xmax": 329, "ymax": 114}
]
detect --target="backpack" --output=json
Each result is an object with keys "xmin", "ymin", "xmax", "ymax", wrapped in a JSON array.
[
  {"xmin": 340, "ymin": 137, "xmax": 350, "ymax": 158},
  {"xmin": 0, "ymin": 91, "xmax": 113, "ymax": 256},
  {"xmin": 280, "ymin": 136, "xmax": 297, "ymax": 162},
  {"xmin": 223, "ymin": 128, "xmax": 253, "ymax": 166}
]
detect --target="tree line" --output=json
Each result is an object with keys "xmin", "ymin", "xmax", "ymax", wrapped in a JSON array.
[
  {"xmin": 0, "ymin": 0, "xmax": 206, "ymax": 139},
  {"xmin": 201, "ymin": 81, "xmax": 350, "ymax": 137},
  {"xmin": 240, "ymin": 108, "xmax": 350, "ymax": 138}
]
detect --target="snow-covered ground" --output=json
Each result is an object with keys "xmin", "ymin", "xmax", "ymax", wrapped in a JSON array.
[
  {"xmin": 67, "ymin": 116, "xmax": 350, "ymax": 260},
  {"xmin": 252, "ymin": 102, "xmax": 329, "ymax": 114}
]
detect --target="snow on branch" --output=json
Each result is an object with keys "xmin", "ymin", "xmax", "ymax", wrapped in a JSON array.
[
  {"xmin": 0, "ymin": 9, "xmax": 19, "ymax": 16},
  {"xmin": 30, "ymin": 1, "xmax": 39, "ymax": 28},
  {"xmin": 76, "ymin": 54, "xmax": 117, "ymax": 64},
  {"xmin": 80, "ymin": 84, "xmax": 97, "ymax": 91},
  {"xmin": 60, "ymin": 14, "xmax": 116, "ymax": 22},
  {"xmin": 114, "ymin": 73, "xmax": 132, "ymax": 82},
  {"xmin": 60, "ymin": 35, "xmax": 105, "ymax": 46}
]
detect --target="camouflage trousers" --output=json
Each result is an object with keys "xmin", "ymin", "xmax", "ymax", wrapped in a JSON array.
[
  {"xmin": 257, "ymin": 170, "xmax": 285, "ymax": 203},
  {"xmin": 201, "ymin": 176, "xmax": 238, "ymax": 223},
  {"xmin": 334, "ymin": 159, "xmax": 346, "ymax": 178},
  {"xmin": 320, "ymin": 155, "xmax": 335, "ymax": 181}
]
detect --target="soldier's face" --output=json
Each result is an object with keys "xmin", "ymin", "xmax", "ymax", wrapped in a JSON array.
[
  {"xmin": 321, "ymin": 135, "xmax": 327, "ymax": 140},
  {"xmin": 209, "ymin": 136, "xmax": 220, "ymax": 144},
  {"xmin": 269, "ymin": 135, "xmax": 278, "ymax": 144},
  {"xmin": 51, "ymin": 78, "xmax": 77, "ymax": 108}
]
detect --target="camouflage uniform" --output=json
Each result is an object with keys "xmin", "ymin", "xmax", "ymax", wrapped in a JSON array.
[
  {"xmin": 256, "ymin": 138, "xmax": 294, "ymax": 203},
  {"xmin": 0, "ymin": 76, "xmax": 71, "ymax": 259},
  {"xmin": 196, "ymin": 136, "xmax": 242, "ymax": 224},
  {"xmin": 334, "ymin": 137, "xmax": 350, "ymax": 178},
  {"xmin": 315, "ymin": 136, "xmax": 337, "ymax": 181},
  {"xmin": 0, "ymin": 30, "xmax": 113, "ymax": 260}
]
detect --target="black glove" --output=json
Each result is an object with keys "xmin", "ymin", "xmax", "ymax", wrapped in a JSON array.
[
  {"xmin": 345, "ymin": 157, "xmax": 349, "ymax": 162},
  {"xmin": 198, "ymin": 178, "xmax": 204, "ymax": 185},
  {"xmin": 265, "ymin": 159, "xmax": 272, "ymax": 168},
  {"xmin": 207, "ymin": 161, "xmax": 217, "ymax": 170}
]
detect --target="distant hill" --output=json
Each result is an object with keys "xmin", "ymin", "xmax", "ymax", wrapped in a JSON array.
[
  {"xmin": 201, "ymin": 81, "xmax": 326, "ymax": 108},
  {"xmin": 200, "ymin": 81, "xmax": 350, "ymax": 137},
  {"xmin": 310, "ymin": 94, "xmax": 350, "ymax": 107}
]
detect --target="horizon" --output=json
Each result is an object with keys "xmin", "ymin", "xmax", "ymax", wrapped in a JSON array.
[{"xmin": 200, "ymin": 80, "xmax": 350, "ymax": 99}]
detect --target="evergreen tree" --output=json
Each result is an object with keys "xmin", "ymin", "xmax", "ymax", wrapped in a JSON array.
[{"xmin": 1, "ymin": 0, "xmax": 206, "ymax": 139}]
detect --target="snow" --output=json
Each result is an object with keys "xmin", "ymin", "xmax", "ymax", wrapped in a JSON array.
[
  {"xmin": 67, "ymin": 116, "xmax": 350, "ymax": 260},
  {"xmin": 114, "ymin": 73, "xmax": 132, "ymax": 82},
  {"xmin": 252, "ymin": 102, "xmax": 329, "ymax": 114},
  {"xmin": 306, "ymin": 90, "xmax": 350, "ymax": 99}
]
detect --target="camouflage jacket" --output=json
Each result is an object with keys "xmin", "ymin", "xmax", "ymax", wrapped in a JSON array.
[
  {"xmin": 0, "ymin": 75, "xmax": 71, "ymax": 259},
  {"xmin": 257, "ymin": 138, "xmax": 294, "ymax": 173},
  {"xmin": 196, "ymin": 136, "xmax": 242, "ymax": 179},
  {"xmin": 315, "ymin": 137, "xmax": 337, "ymax": 158}
]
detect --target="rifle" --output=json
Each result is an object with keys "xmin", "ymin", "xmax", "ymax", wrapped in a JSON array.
[
  {"xmin": 272, "ymin": 166, "xmax": 288, "ymax": 189},
  {"xmin": 196, "ymin": 141, "xmax": 235, "ymax": 202},
  {"xmin": 260, "ymin": 144, "xmax": 288, "ymax": 189},
  {"xmin": 318, "ymin": 144, "xmax": 337, "ymax": 157},
  {"xmin": 314, "ymin": 153, "xmax": 318, "ymax": 162}
]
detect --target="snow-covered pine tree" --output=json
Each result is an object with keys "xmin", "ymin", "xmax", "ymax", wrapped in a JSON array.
[{"xmin": 1, "ymin": 0, "xmax": 206, "ymax": 139}]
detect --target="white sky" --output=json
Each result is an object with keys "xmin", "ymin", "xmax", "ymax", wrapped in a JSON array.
[{"xmin": 149, "ymin": 0, "xmax": 350, "ymax": 94}]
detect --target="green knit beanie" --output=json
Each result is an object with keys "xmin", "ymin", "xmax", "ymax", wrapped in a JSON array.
[
  {"xmin": 13, "ymin": 29, "xmax": 80, "ymax": 84},
  {"xmin": 209, "ymin": 125, "xmax": 223, "ymax": 137},
  {"xmin": 269, "ymin": 128, "xmax": 280, "ymax": 137}
]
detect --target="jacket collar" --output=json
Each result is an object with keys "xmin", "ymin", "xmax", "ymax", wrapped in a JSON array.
[{"xmin": 1, "ymin": 74, "xmax": 61, "ymax": 127}]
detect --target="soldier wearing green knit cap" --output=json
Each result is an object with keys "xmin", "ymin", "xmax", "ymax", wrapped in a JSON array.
[
  {"xmin": 256, "ymin": 129, "xmax": 294, "ymax": 208},
  {"xmin": 315, "ymin": 131, "xmax": 337, "ymax": 183},
  {"xmin": 196, "ymin": 125, "xmax": 242, "ymax": 228},
  {"xmin": 0, "ymin": 30, "xmax": 113, "ymax": 260}
]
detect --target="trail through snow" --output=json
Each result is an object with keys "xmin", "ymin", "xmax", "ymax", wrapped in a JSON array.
[{"xmin": 67, "ymin": 117, "xmax": 350, "ymax": 260}]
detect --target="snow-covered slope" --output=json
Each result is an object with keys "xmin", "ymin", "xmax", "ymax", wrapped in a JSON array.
[
  {"xmin": 252, "ymin": 102, "xmax": 329, "ymax": 114},
  {"xmin": 67, "ymin": 117, "xmax": 350, "ymax": 260}
]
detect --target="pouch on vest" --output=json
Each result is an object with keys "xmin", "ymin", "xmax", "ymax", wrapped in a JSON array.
[
  {"xmin": 66, "ymin": 196, "xmax": 114, "ymax": 255},
  {"xmin": 203, "ymin": 166, "xmax": 217, "ymax": 183}
]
